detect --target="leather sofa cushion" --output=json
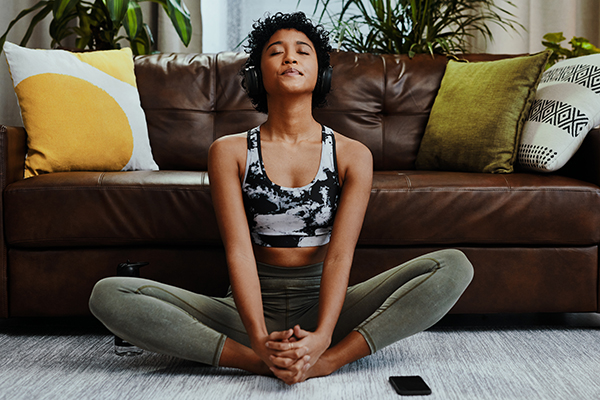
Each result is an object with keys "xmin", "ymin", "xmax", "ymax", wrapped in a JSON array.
[
  {"xmin": 361, "ymin": 171, "xmax": 600, "ymax": 246},
  {"xmin": 5, "ymin": 170, "xmax": 599, "ymax": 248},
  {"xmin": 5, "ymin": 171, "xmax": 219, "ymax": 247}
]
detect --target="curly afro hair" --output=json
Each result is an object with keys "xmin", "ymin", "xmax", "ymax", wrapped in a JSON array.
[{"xmin": 241, "ymin": 12, "xmax": 332, "ymax": 114}]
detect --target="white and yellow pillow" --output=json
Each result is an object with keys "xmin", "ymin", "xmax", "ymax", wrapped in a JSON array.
[{"xmin": 3, "ymin": 42, "xmax": 158, "ymax": 177}]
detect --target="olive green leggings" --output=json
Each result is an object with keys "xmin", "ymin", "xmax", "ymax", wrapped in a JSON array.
[{"xmin": 89, "ymin": 249, "xmax": 473, "ymax": 367}]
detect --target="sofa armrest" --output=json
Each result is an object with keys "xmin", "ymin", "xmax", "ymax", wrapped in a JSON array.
[
  {"xmin": 559, "ymin": 127, "xmax": 600, "ymax": 187},
  {"xmin": 0, "ymin": 125, "xmax": 26, "ymax": 187},
  {"xmin": 0, "ymin": 124, "xmax": 26, "ymax": 317}
]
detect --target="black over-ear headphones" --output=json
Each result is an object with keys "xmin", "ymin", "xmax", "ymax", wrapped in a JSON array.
[{"xmin": 244, "ymin": 65, "xmax": 333, "ymax": 97}]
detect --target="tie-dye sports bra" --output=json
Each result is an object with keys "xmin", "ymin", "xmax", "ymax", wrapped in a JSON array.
[{"xmin": 241, "ymin": 125, "xmax": 341, "ymax": 248}]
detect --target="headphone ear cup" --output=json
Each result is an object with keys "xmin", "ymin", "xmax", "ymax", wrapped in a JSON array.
[
  {"xmin": 317, "ymin": 65, "xmax": 333, "ymax": 96},
  {"xmin": 244, "ymin": 66, "xmax": 263, "ymax": 96}
]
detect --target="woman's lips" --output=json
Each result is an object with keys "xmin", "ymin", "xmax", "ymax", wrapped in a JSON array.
[{"xmin": 282, "ymin": 68, "xmax": 302, "ymax": 75}]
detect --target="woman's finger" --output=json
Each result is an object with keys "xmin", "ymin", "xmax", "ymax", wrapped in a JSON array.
[
  {"xmin": 266, "ymin": 339, "xmax": 308, "ymax": 352},
  {"xmin": 270, "ymin": 350, "xmax": 309, "ymax": 368},
  {"xmin": 267, "ymin": 329, "xmax": 294, "ymax": 342},
  {"xmin": 293, "ymin": 324, "xmax": 310, "ymax": 339},
  {"xmin": 271, "ymin": 355, "xmax": 310, "ymax": 385}
]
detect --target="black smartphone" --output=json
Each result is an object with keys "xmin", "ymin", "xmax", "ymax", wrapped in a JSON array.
[{"xmin": 389, "ymin": 376, "xmax": 432, "ymax": 396}]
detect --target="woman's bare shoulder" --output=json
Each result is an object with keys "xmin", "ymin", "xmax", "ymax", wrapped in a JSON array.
[
  {"xmin": 208, "ymin": 132, "xmax": 249, "ymax": 179},
  {"xmin": 210, "ymin": 132, "xmax": 247, "ymax": 150},
  {"xmin": 209, "ymin": 132, "xmax": 247, "ymax": 159},
  {"xmin": 333, "ymin": 131, "xmax": 372, "ymax": 166}
]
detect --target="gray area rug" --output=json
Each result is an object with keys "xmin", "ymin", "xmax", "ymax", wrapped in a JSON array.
[{"xmin": 1, "ymin": 314, "xmax": 599, "ymax": 399}]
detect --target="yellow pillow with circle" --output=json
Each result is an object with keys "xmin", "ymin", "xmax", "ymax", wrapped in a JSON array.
[{"xmin": 3, "ymin": 42, "xmax": 159, "ymax": 178}]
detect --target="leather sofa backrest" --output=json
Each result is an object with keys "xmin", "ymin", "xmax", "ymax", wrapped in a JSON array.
[{"xmin": 134, "ymin": 51, "xmax": 511, "ymax": 172}]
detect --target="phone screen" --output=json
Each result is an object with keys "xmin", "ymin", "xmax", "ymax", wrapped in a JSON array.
[{"xmin": 389, "ymin": 376, "xmax": 432, "ymax": 396}]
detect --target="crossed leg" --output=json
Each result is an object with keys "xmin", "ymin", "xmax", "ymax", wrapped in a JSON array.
[
  {"xmin": 291, "ymin": 249, "xmax": 474, "ymax": 381},
  {"xmin": 89, "ymin": 249, "xmax": 472, "ymax": 383}
]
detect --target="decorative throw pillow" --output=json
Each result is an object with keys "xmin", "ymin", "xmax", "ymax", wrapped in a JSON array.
[
  {"xmin": 3, "ymin": 42, "xmax": 158, "ymax": 178},
  {"xmin": 415, "ymin": 51, "xmax": 550, "ymax": 173},
  {"xmin": 518, "ymin": 54, "xmax": 600, "ymax": 172}
]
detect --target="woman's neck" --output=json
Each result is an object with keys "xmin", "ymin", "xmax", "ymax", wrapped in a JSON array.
[{"xmin": 262, "ymin": 95, "xmax": 321, "ymax": 143}]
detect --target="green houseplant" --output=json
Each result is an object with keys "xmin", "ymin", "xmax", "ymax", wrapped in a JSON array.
[
  {"xmin": 542, "ymin": 32, "xmax": 600, "ymax": 69},
  {"xmin": 303, "ymin": 0, "xmax": 521, "ymax": 56},
  {"xmin": 0, "ymin": 0, "xmax": 192, "ymax": 55}
]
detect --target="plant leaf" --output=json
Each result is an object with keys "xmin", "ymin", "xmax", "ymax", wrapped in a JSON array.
[
  {"xmin": 142, "ymin": 0, "xmax": 192, "ymax": 46},
  {"xmin": 103, "ymin": 0, "xmax": 130, "ymax": 24},
  {"xmin": 53, "ymin": 0, "xmax": 79, "ymax": 20},
  {"xmin": 50, "ymin": 10, "xmax": 77, "ymax": 45},
  {"xmin": 123, "ymin": 1, "xmax": 143, "ymax": 40},
  {"xmin": 543, "ymin": 32, "xmax": 566, "ymax": 44},
  {"xmin": 73, "ymin": 10, "xmax": 93, "ymax": 49},
  {"xmin": 164, "ymin": 0, "xmax": 192, "ymax": 46},
  {"xmin": 130, "ymin": 23, "xmax": 153, "ymax": 55}
]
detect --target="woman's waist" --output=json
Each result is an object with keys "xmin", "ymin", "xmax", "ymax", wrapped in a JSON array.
[
  {"xmin": 253, "ymin": 261, "xmax": 323, "ymax": 301},
  {"xmin": 225, "ymin": 258, "xmax": 324, "ymax": 299},
  {"xmin": 257, "ymin": 260, "xmax": 322, "ymax": 278},
  {"xmin": 253, "ymin": 243, "xmax": 327, "ymax": 267}
]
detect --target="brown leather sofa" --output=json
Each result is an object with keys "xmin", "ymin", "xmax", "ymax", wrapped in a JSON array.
[{"xmin": 1, "ymin": 51, "xmax": 599, "ymax": 318}]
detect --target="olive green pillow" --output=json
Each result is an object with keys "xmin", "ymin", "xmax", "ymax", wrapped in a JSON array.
[{"xmin": 415, "ymin": 51, "xmax": 551, "ymax": 173}]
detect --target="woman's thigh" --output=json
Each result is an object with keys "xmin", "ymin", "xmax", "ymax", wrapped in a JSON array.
[
  {"xmin": 90, "ymin": 277, "xmax": 251, "ymax": 346},
  {"xmin": 332, "ymin": 249, "xmax": 473, "ymax": 347}
]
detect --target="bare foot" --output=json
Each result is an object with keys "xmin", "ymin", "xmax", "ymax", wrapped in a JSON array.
[
  {"xmin": 250, "ymin": 358, "xmax": 275, "ymax": 377},
  {"xmin": 219, "ymin": 338, "xmax": 274, "ymax": 377},
  {"xmin": 297, "ymin": 331, "xmax": 371, "ymax": 383},
  {"xmin": 300, "ymin": 353, "xmax": 335, "ymax": 382}
]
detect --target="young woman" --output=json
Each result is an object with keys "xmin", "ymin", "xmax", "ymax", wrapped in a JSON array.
[{"xmin": 89, "ymin": 12, "xmax": 473, "ymax": 385}]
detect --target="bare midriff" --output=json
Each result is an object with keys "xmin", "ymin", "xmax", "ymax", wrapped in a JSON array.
[{"xmin": 252, "ymin": 243, "xmax": 329, "ymax": 267}]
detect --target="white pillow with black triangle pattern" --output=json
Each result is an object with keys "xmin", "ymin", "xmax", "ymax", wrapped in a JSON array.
[{"xmin": 518, "ymin": 54, "xmax": 600, "ymax": 172}]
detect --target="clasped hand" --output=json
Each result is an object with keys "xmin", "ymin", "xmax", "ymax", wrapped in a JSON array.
[{"xmin": 256, "ymin": 325, "xmax": 330, "ymax": 385}]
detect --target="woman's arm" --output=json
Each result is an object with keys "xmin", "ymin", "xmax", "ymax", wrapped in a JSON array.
[
  {"xmin": 208, "ymin": 136, "xmax": 272, "ymax": 360},
  {"xmin": 316, "ymin": 136, "xmax": 373, "ymax": 341}
]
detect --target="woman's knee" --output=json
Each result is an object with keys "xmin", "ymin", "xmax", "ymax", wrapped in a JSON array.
[
  {"xmin": 88, "ymin": 277, "xmax": 129, "ymax": 321},
  {"xmin": 431, "ymin": 249, "xmax": 474, "ymax": 287}
]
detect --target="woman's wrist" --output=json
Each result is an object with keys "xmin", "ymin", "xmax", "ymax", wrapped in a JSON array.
[
  {"xmin": 314, "ymin": 327, "xmax": 333, "ymax": 345},
  {"xmin": 249, "ymin": 330, "xmax": 269, "ymax": 347}
]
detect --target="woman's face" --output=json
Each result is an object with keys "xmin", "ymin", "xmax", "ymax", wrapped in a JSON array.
[{"xmin": 260, "ymin": 29, "xmax": 319, "ymax": 97}]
